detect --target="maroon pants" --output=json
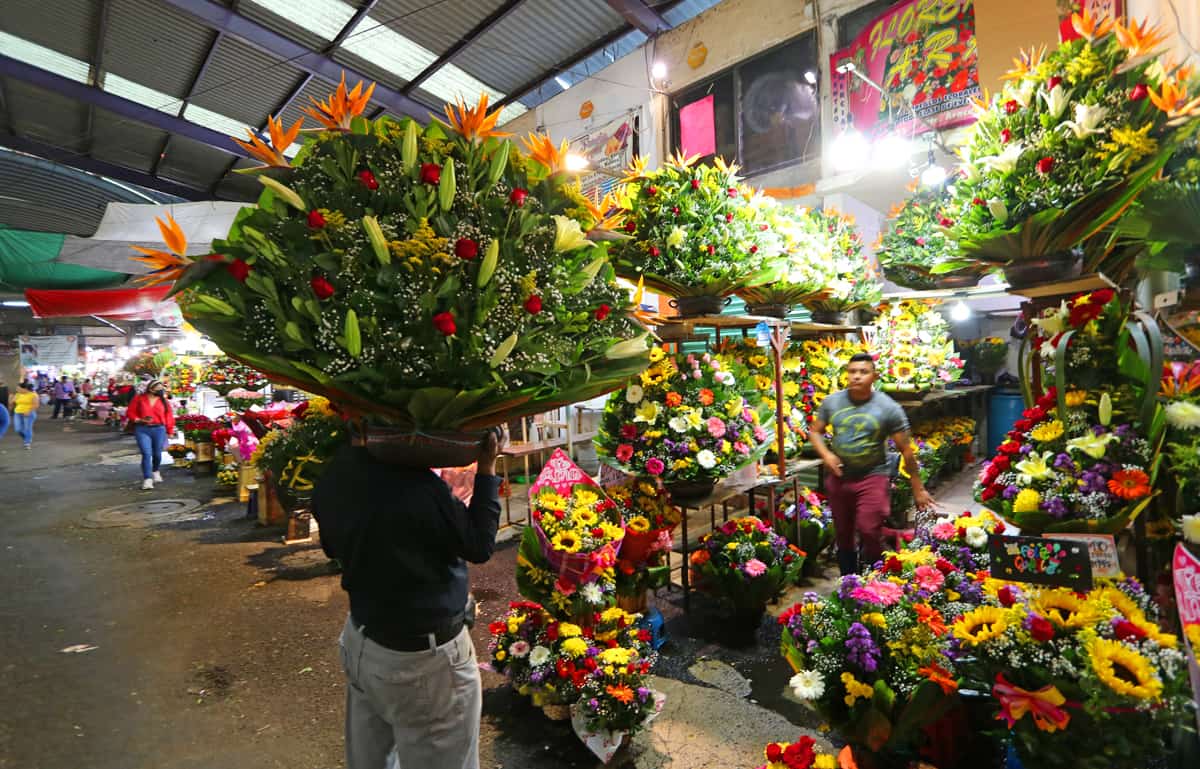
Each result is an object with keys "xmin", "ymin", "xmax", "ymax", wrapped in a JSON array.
[{"xmin": 825, "ymin": 472, "xmax": 891, "ymax": 565}]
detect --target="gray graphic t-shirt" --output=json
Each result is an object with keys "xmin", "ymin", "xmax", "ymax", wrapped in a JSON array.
[{"xmin": 816, "ymin": 389, "xmax": 910, "ymax": 479}]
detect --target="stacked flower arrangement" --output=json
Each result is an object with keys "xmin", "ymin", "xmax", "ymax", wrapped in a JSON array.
[
  {"xmin": 200, "ymin": 356, "xmax": 268, "ymax": 396},
  {"xmin": 975, "ymin": 290, "xmax": 1163, "ymax": 534},
  {"xmin": 716, "ymin": 337, "xmax": 809, "ymax": 458},
  {"xmin": 161, "ymin": 360, "xmax": 199, "ymax": 398},
  {"xmin": 798, "ymin": 337, "xmax": 869, "ymax": 415},
  {"xmin": 688, "ymin": 516, "xmax": 805, "ymax": 630},
  {"xmin": 870, "ymin": 300, "xmax": 964, "ymax": 393},
  {"xmin": 611, "ymin": 152, "xmax": 785, "ymax": 315},
  {"xmin": 960, "ymin": 336, "xmax": 1009, "ymax": 382},
  {"xmin": 947, "ymin": 10, "xmax": 1200, "ymax": 286},
  {"xmin": 596, "ymin": 349, "xmax": 774, "ymax": 501},
  {"xmin": 252, "ymin": 397, "xmax": 348, "ymax": 506},
  {"xmin": 606, "ymin": 478, "xmax": 681, "ymax": 609},
  {"xmin": 735, "ymin": 202, "xmax": 844, "ymax": 318},
  {"xmin": 908, "ymin": 508, "xmax": 1004, "ymax": 573},
  {"xmin": 877, "ymin": 184, "xmax": 982, "ymax": 290},
  {"xmin": 135, "ymin": 85, "xmax": 650, "ymax": 438},
  {"xmin": 177, "ymin": 414, "xmax": 219, "ymax": 444},
  {"xmin": 798, "ymin": 208, "xmax": 881, "ymax": 324},
  {"xmin": 774, "ymin": 487, "xmax": 835, "ymax": 576},
  {"xmin": 951, "ymin": 579, "xmax": 1190, "ymax": 769}
]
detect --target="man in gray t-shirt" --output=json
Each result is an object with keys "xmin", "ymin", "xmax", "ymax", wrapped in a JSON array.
[{"xmin": 810, "ymin": 353, "xmax": 935, "ymax": 575}]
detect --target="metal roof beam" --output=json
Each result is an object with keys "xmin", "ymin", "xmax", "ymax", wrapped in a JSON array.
[
  {"xmin": 84, "ymin": 0, "xmax": 112, "ymax": 156},
  {"xmin": 0, "ymin": 55, "xmax": 249, "ymax": 157},
  {"xmin": 151, "ymin": 28, "xmax": 225, "ymax": 178},
  {"xmin": 604, "ymin": 0, "xmax": 672, "ymax": 36},
  {"xmin": 158, "ymin": 0, "xmax": 434, "ymax": 120},
  {"xmin": 404, "ymin": 0, "xmax": 528, "ymax": 94},
  {"xmin": 0, "ymin": 135, "xmax": 208, "ymax": 200}
]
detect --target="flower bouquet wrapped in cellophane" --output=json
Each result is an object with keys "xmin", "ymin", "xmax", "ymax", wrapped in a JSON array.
[
  {"xmin": 951, "ymin": 578, "xmax": 1189, "ymax": 769},
  {"xmin": 605, "ymin": 477, "xmax": 680, "ymax": 600},
  {"xmin": 136, "ymin": 85, "xmax": 650, "ymax": 433}
]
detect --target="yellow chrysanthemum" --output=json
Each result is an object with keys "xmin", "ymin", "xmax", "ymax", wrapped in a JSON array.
[
  {"xmin": 952, "ymin": 606, "xmax": 1009, "ymax": 646},
  {"xmin": 558, "ymin": 622, "xmax": 583, "ymax": 638},
  {"xmin": 861, "ymin": 612, "xmax": 887, "ymax": 628},
  {"xmin": 1031, "ymin": 589, "xmax": 1107, "ymax": 630},
  {"xmin": 551, "ymin": 531, "xmax": 583, "ymax": 553},
  {"xmin": 561, "ymin": 637, "xmax": 590, "ymax": 658},
  {"xmin": 1065, "ymin": 390, "xmax": 1087, "ymax": 407},
  {"xmin": 1013, "ymin": 488, "xmax": 1041, "ymax": 514},
  {"xmin": 1088, "ymin": 637, "xmax": 1162, "ymax": 700},
  {"xmin": 841, "ymin": 672, "xmax": 873, "ymax": 707},
  {"xmin": 893, "ymin": 547, "xmax": 937, "ymax": 566},
  {"xmin": 1031, "ymin": 420, "xmax": 1064, "ymax": 443},
  {"xmin": 599, "ymin": 647, "xmax": 634, "ymax": 666}
]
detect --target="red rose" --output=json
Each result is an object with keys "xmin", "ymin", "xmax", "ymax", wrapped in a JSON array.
[
  {"xmin": 523, "ymin": 295, "xmax": 543, "ymax": 314},
  {"xmin": 980, "ymin": 486, "xmax": 998, "ymax": 502},
  {"xmin": 998, "ymin": 585, "xmax": 1017, "ymax": 607},
  {"xmin": 1113, "ymin": 619, "xmax": 1148, "ymax": 641},
  {"xmin": 624, "ymin": 220, "xmax": 636, "ymax": 233},
  {"xmin": 420, "ymin": 163, "xmax": 441, "ymax": 185},
  {"xmin": 726, "ymin": 213, "xmax": 734, "ymax": 222},
  {"xmin": 358, "ymin": 170, "xmax": 379, "ymax": 190},
  {"xmin": 552, "ymin": 509, "xmax": 565, "ymax": 520},
  {"xmin": 546, "ymin": 624, "xmax": 559, "ymax": 641},
  {"xmin": 884, "ymin": 556, "xmax": 903, "ymax": 574},
  {"xmin": 638, "ymin": 629, "xmax": 651, "ymax": 642},
  {"xmin": 226, "ymin": 258, "xmax": 251, "ymax": 283},
  {"xmin": 509, "ymin": 187, "xmax": 528, "ymax": 207},
  {"xmin": 649, "ymin": 246, "xmax": 661, "ymax": 257},
  {"xmin": 707, "ymin": 244, "xmax": 715, "ymax": 255},
  {"xmin": 766, "ymin": 743, "xmax": 784, "ymax": 762},
  {"xmin": 690, "ymin": 179, "xmax": 700, "ymax": 189},
  {"xmin": 432, "ymin": 311, "xmax": 457, "ymax": 336},
  {"xmin": 591, "ymin": 527, "xmax": 604, "ymax": 537},
  {"xmin": 672, "ymin": 206, "xmax": 681, "ymax": 215},
  {"xmin": 1048, "ymin": 76, "xmax": 1063, "ymax": 90},
  {"xmin": 1004, "ymin": 99, "xmax": 1019, "ymax": 114},
  {"xmin": 1000, "ymin": 129, "xmax": 1011, "ymax": 143},
  {"xmin": 454, "ymin": 238, "xmax": 479, "ymax": 260},
  {"xmin": 1029, "ymin": 616, "xmax": 1055, "ymax": 642},
  {"xmin": 749, "ymin": 245, "xmax": 758, "ymax": 253},
  {"xmin": 1130, "ymin": 83, "xmax": 1149, "ymax": 101},
  {"xmin": 594, "ymin": 304, "xmax": 611, "ymax": 321},
  {"xmin": 998, "ymin": 441, "xmax": 1022, "ymax": 456},
  {"xmin": 1036, "ymin": 157, "xmax": 1055, "ymax": 175},
  {"xmin": 992, "ymin": 455, "xmax": 1011, "ymax": 471},
  {"xmin": 620, "ymin": 424, "xmax": 638, "ymax": 440},
  {"xmin": 646, "ymin": 186, "xmax": 658, "ymax": 196},
  {"xmin": 935, "ymin": 558, "xmax": 955, "ymax": 575},
  {"xmin": 488, "ymin": 621, "xmax": 506, "ymax": 635},
  {"xmin": 310, "ymin": 275, "xmax": 335, "ymax": 299},
  {"xmin": 994, "ymin": 521, "xmax": 1006, "ymax": 534},
  {"xmin": 939, "ymin": 216, "xmax": 954, "ymax": 227},
  {"xmin": 307, "ymin": 209, "xmax": 327, "ymax": 228}
]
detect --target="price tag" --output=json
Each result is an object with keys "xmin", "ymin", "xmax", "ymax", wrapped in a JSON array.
[
  {"xmin": 987, "ymin": 534, "xmax": 1092, "ymax": 590},
  {"xmin": 1053, "ymin": 533, "xmax": 1120, "ymax": 578},
  {"xmin": 755, "ymin": 321, "xmax": 771, "ymax": 348}
]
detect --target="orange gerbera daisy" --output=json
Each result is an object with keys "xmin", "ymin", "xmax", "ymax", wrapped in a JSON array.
[
  {"xmin": 304, "ymin": 73, "xmax": 375, "ymax": 131},
  {"xmin": 442, "ymin": 93, "xmax": 511, "ymax": 143},
  {"xmin": 606, "ymin": 684, "xmax": 635, "ymax": 704},
  {"xmin": 522, "ymin": 133, "xmax": 570, "ymax": 175},
  {"xmin": 918, "ymin": 664, "xmax": 958, "ymax": 695},
  {"xmin": 665, "ymin": 392, "xmax": 683, "ymax": 407},
  {"xmin": 1107, "ymin": 469, "xmax": 1151, "ymax": 500},
  {"xmin": 233, "ymin": 114, "xmax": 302, "ymax": 169},
  {"xmin": 698, "ymin": 388, "xmax": 715, "ymax": 406},
  {"xmin": 130, "ymin": 214, "xmax": 193, "ymax": 286},
  {"xmin": 1113, "ymin": 18, "xmax": 1169, "ymax": 73},
  {"xmin": 1070, "ymin": 9, "xmax": 1114, "ymax": 42},
  {"xmin": 914, "ymin": 603, "xmax": 948, "ymax": 637}
]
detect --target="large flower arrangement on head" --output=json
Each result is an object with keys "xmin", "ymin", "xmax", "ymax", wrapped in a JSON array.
[
  {"xmin": 877, "ymin": 185, "xmax": 981, "ymax": 290},
  {"xmin": 200, "ymin": 356, "xmax": 268, "ymax": 396},
  {"xmin": 610, "ymin": 152, "xmax": 784, "ymax": 301},
  {"xmin": 778, "ymin": 547, "xmax": 984, "ymax": 768},
  {"xmin": 870, "ymin": 300, "xmax": 964, "ymax": 392},
  {"xmin": 689, "ymin": 515, "xmax": 804, "ymax": 614},
  {"xmin": 133, "ymin": 83, "xmax": 650, "ymax": 431},
  {"xmin": 161, "ymin": 359, "xmax": 199, "ymax": 397},
  {"xmin": 735, "ymin": 203, "xmax": 842, "ymax": 316},
  {"xmin": 951, "ymin": 578, "xmax": 1189, "ymax": 769},
  {"xmin": 974, "ymin": 290, "xmax": 1164, "ymax": 533},
  {"xmin": 596, "ymin": 349, "xmax": 773, "ymax": 495},
  {"xmin": 799, "ymin": 208, "xmax": 881, "ymax": 320},
  {"xmin": 947, "ymin": 11, "xmax": 1200, "ymax": 285}
]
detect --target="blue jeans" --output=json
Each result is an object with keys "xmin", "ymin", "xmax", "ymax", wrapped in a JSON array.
[
  {"xmin": 0, "ymin": 405, "xmax": 8, "ymax": 439},
  {"xmin": 13, "ymin": 411, "xmax": 35, "ymax": 446},
  {"xmin": 134, "ymin": 424, "xmax": 167, "ymax": 479}
]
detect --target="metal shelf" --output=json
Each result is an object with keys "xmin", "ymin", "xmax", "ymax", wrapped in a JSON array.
[{"xmin": 1005, "ymin": 273, "xmax": 1116, "ymax": 299}]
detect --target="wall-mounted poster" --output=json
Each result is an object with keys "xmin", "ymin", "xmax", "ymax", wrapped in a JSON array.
[
  {"xmin": 571, "ymin": 111, "xmax": 635, "ymax": 203},
  {"xmin": 18, "ymin": 335, "xmax": 80, "ymax": 367}
]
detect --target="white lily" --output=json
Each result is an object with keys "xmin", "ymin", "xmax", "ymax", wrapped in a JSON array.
[
  {"xmin": 1039, "ymin": 84, "xmax": 1071, "ymax": 120},
  {"xmin": 1012, "ymin": 80, "xmax": 1037, "ymax": 108},
  {"xmin": 987, "ymin": 198, "xmax": 1009, "ymax": 224},
  {"xmin": 1061, "ymin": 103, "xmax": 1108, "ymax": 138},
  {"xmin": 552, "ymin": 215, "xmax": 590, "ymax": 252},
  {"xmin": 981, "ymin": 143, "xmax": 1024, "ymax": 175}
]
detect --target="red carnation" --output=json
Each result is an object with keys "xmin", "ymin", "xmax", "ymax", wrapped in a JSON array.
[
  {"xmin": 624, "ymin": 220, "xmax": 636, "ymax": 233},
  {"xmin": 1004, "ymin": 99, "xmax": 1019, "ymax": 114},
  {"xmin": 358, "ymin": 170, "xmax": 379, "ymax": 190},
  {"xmin": 454, "ymin": 238, "xmax": 479, "ymax": 260},
  {"xmin": 649, "ymin": 246, "xmax": 661, "ymax": 257},
  {"xmin": 765, "ymin": 743, "xmax": 783, "ymax": 762},
  {"xmin": 1130, "ymin": 83, "xmax": 1149, "ymax": 101},
  {"xmin": 998, "ymin": 585, "xmax": 1017, "ymax": 607},
  {"xmin": 1000, "ymin": 128, "xmax": 1012, "ymax": 143},
  {"xmin": 1036, "ymin": 157, "xmax": 1055, "ymax": 175},
  {"xmin": 998, "ymin": 441, "xmax": 1023, "ymax": 456},
  {"xmin": 782, "ymin": 737, "xmax": 816, "ymax": 769},
  {"xmin": 1029, "ymin": 616, "xmax": 1055, "ymax": 642},
  {"xmin": 509, "ymin": 187, "xmax": 528, "ymax": 207},
  {"xmin": 432, "ymin": 311, "xmax": 457, "ymax": 336},
  {"xmin": 523, "ymin": 295, "xmax": 543, "ymax": 314},
  {"xmin": 884, "ymin": 556, "xmax": 903, "ymax": 574},
  {"xmin": 935, "ymin": 558, "xmax": 956, "ymax": 575},
  {"xmin": 992, "ymin": 455, "xmax": 1011, "ymax": 472},
  {"xmin": 488, "ymin": 621, "xmax": 506, "ymax": 635},
  {"xmin": 226, "ymin": 258, "xmax": 251, "ymax": 283},
  {"xmin": 420, "ymin": 163, "xmax": 441, "ymax": 185},
  {"xmin": 594, "ymin": 304, "xmax": 612, "ymax": 321},
  {"xmin": 1113, "ymin": 619, "xmax": 1148, "ymax": 641},
  {"xmin": 310, "ymin": 275, "xmax": 335, "ymax": 299},
  {"xmin": 307, "ymin": 209, "xmax": 327, "ymax": 229},
  {"xmin": 980, "ymin": 485, "xmax": 998, "ymax": 502}
]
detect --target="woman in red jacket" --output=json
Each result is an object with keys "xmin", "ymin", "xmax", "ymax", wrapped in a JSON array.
[{"xmin": 127, "ymin": 379, "xmax": 176, "ymax": 490}]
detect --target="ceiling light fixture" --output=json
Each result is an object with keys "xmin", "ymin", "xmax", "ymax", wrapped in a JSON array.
[
  {"xmin": 2, "ymin": 299, "xmax": 30, "ymax": 307},
  {"xmin": 565, "ymin": 153, "xmax": 590, "ymax": 172},
  {"xmin": 804, "ymin": 70, "xmax": 818, "ymax": 85},
  {"xmin": 950, "ymin": 300, "xmax": 972, "ymax": 322},
  {"xmin": 651, "ymin": 61, "xmax": 668, "ymax": 80},
  {"xmin": 554, "ymin": 75, "xmax": 571, "ymax": 91},
  {"xmin": 830, "ymin": 129, "xmax": 869, "ymax": 173}
]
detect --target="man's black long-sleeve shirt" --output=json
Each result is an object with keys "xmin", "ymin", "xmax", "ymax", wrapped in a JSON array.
[{"xmin": 312, "ymin": 444, "xmax": 502, "ymax": 634}]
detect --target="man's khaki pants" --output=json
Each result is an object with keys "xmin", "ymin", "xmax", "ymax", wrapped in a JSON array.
[{"xmin": 338, "ymin": 615, "xmax": 481, "ymax": 769}]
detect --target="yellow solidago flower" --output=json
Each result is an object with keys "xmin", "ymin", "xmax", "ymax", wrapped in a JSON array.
[
  {"xmin": 1088, "ymin": 637, "xmax": 1162, "ymax": 700},
  {"xmin": 841, "ymin": 672, "xmax": 873, "ymax": 706},
  {"xmin": 952, "ymin": 606, "xmax": 1009, "ymax": 646},
  {"xmin": 1099, "ymin": 124, "xmax": 1159, "ymax": 171}
]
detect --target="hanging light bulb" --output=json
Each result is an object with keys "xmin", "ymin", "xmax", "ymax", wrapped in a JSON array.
[
  {"xmin": 921, "ymin": 147, "xmax": 946, "ymax": 187},
  {"xmin": 950, "ymin": 300, "xmax": 971, "ymax": 322},
  {"xmin": 831, "ymin": 129, "xmax": 869, "ymax": 172}
]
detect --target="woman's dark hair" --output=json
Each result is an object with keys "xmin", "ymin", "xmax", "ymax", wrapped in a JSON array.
[
  {"xmin": 848, "ymin": 352, "xmax": 876, "ymax": 369},
  {"xmin": 20, "ymin": 381, "xmax": 35, "ymax": 390}
]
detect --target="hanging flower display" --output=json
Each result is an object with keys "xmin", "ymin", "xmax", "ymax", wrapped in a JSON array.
[
  {"xmin": 200, "ymin": 356, "xmax": 268, "ymax": 396},
  {"xmin": 140, "ymin": 86, "xmax": 650, "ymax": 431},
  {"xmin": 870, "ymin": 300, "xmax": 964, "ymax": 392},
  {"xmin": 877, "ymin": 184, "xmax": 984, "ymax": 289},
  {"xmin": 734, "ymin": 202, "xmax": 846, "ymax": 317}
]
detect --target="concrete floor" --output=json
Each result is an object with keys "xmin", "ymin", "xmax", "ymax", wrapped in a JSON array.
[{"xmin": 1, "ymin": 411, "xmax": 860, "ymax": 769}]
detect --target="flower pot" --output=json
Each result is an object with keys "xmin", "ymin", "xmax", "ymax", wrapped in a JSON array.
[
  {"xmin": 664, "ymin": 479, "xmax": 715, "ymax": 503},
  {"xmin": 668, "ymin": 294, "xmax": 729, "ymax": 318},
  {"xmin": 745, "ymin": 302, "xmax": 791, "ymax": 319},
  {"xmin": 542, "ymin": 703, "xmax": 571, "ymax": 721},
  {"xmin": 616, "ymin": 590, "xmax": 649, "ymax": 614},
  {"xmin": 195, "ymin": 441, "xmax": 214, "ymax": 462},
  {"xmin": 1003, "ymin": 254, "xmax": 1082, "ymax": 289},
  {"xmin": 934, "ymin": 272, "xmax": 982, "ymax": 289},
  {"xmin": 809, "ymin": 309, "xmax": 848, "ymax": 325},
  {"xmin": 364, "ymin": 426, "xmax": 490, "ymax": 467}
]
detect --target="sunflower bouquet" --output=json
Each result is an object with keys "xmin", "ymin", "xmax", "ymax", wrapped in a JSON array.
[
  {"xmin": 595, "ymin": 350, "xmax": 774, "ymax": 493},
  {"xmin": 777, "ymin": 564, "xmax": 968, "ymax": 768},
  {"xmin": 798, "ymin": 337, "xmax": 869, "ymax": 414},
  {"xmin": 688, "ymin": 515, "xmax": 804, "ymax": 614},
  {"xmin": 605, "ymin": 478, "xmax": 680, "ymax": 600},
  {"xmin": 161, "ymin": 360, "xmax": 199, "ymax": 397},
  {"xmin": 877, "ymin": 186, "xmax": 979, "ymax": 290},
  {"xmin": 951, "ymin": 578, "xmax": 1189, "ymax": 769},
  {"xmin": 610, "ymin": 152, "xmax": 785, "ymax": 301},
  {"xmin": 798, "ymin": 208, "xmax": 881, "ymax": 319},
  {"xmin": 947, "ymin": 10, "xmax": 1200, "ymax": 283},
  {"xmin": 871, "ymin": 300, "xmax": 964, "ymax": 392},
  {"xmin": 200, "ymin": 356, "xmax": 268, "ymax": 396},
  {"xmin": 142, "ymin": 85, "xmax": 650, "ymax": 432}
]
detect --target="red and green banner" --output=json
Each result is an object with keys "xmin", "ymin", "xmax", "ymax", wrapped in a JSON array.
[{"xmin": 830, "ymin": 0, "xmax": 980, "ymax": 137}]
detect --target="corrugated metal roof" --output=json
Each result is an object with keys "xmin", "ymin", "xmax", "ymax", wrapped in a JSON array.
[
  {"xmin": 4, "ymin": 80, "xmax": 89, "ymax": 152},
  {"xmin": 103, "ymin": 0, "xmax": 219, "ymax": 98},
  {"xmin": 239, "ymin": 0, "xmax": 341, "ymax": 53},
  {"xmin": 89, "ymin": 107, "xmax": 168, "ymax": 172},
  {"xmin": 0, "ymin": 0, "xmax": 99, "ymax": 63},
  {"xmin": 189, "ymin": 36, "xmax": 305, "ymax": 128},
  {"xmin": 155, "ymin": 136, "xmax": 230, "ymax": 189},
  {"xmin": 330, "ymin": 42, "xmax": 413, "ymax": 94},
  {"xmin": 276, "ymin": 76, "xmax": 333, "ymax": 130},
  {"xmin": 369, "ymin": 0, "xmax": 508, "ymax": 57},
  {"xmin": 455, "ymin": 0, "xmax": 626, "ymax": 94},
  {"xmin": 212, "ymin": 158, "xmax": 270, "ymax": 201}
]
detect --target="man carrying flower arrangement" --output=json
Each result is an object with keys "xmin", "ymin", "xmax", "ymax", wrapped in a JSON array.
[
  {"xmin": 312, "ymin": 430, "xmax": 503, "ymax": 769},
  {"xmin": 809, "ymin": 353, "xmax": 934, "ymax": 575}
]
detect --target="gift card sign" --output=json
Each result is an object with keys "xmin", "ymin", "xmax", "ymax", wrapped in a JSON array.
[
  {"xmin": 988, "ymin": 535, "xmax": 1092, "ymax": 590},
  {"xmin": 1172, "ymin": 543, "xmax": 1200, "ymax": 731},
  {"xmin": 530, "ymin": 448, "xmax": 595, "ymax": 497}
]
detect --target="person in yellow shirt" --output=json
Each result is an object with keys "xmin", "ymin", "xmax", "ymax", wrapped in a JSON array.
[{"xmin": 11, "ymin": 382, "xmax": 40, "ymax": 449}]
